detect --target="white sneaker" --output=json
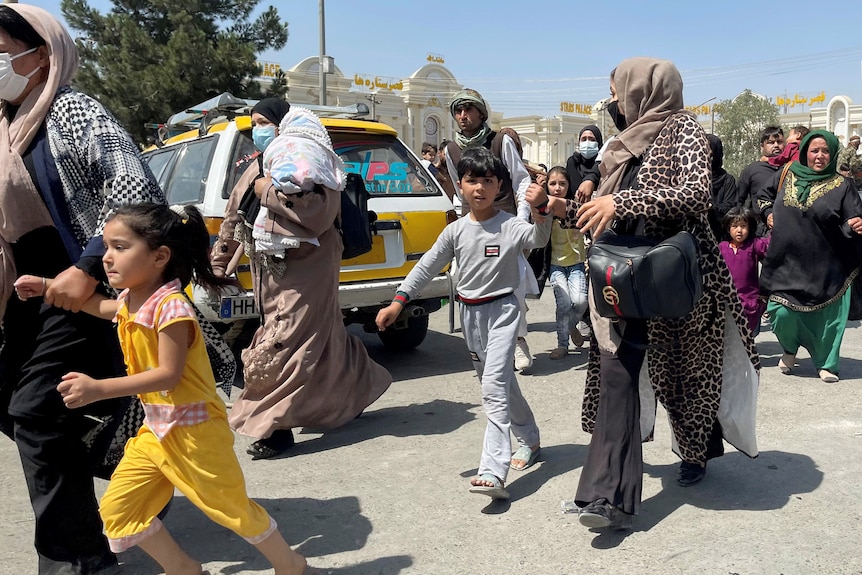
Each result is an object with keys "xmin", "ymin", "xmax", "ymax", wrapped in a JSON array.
[
  {"xmin": 819, "ymin": 369, "xmax": 839, "ymax": 383},
  {"xmin": 514, "ymin": 337, "xmax": 533, "ymax": 371},
  {"xmin": 576, "ymin": 320, "xmax": 591, "ymax": 340},
  {"xmin": 778, "ymin": 353, "xmax": 795, "ymax": 375}
]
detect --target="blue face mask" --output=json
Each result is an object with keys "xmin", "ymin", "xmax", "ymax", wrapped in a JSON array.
[
  {"xmin": 252, "ymin": 125, "xmax": 276, "ymax": 151},
  {"xmin": 578, "ymin": 140, "xmax": 599, "ymax": 159}
]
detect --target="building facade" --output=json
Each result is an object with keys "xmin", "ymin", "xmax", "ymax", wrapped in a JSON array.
[{"xmin": 262, "ymin": 58, "xmax": 862, "ymax": 167}]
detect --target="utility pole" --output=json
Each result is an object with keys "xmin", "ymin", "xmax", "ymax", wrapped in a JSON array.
[
  {"xmin": 698, "ymin": 96, "xmax": 717, "ymax": 134},
  {"xmin": 365, "ymin": 93, "xmax": 382, "ymax": 121},
  {"xmin": 318, "ymin": 0, "xmax": 326, "ymax": 105}
]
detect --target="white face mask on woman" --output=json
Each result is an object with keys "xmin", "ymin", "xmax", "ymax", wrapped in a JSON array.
[
  {"xmin": 0, "ymin": 47, "xmax": 40, "ymax": 102},
  {"xmin": 578, "ymin": 140, "xmax": 599, "ymax": 159}
]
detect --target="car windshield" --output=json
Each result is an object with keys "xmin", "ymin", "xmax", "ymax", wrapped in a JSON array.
[
  {"xmin": 144, "ymin": 136, "xmax": 218, "ymax": 205},
  {"xmin": 329, "ymin": 132, "xmax": 439, "ymax": 196}
]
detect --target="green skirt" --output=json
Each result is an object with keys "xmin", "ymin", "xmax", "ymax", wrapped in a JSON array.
[{"xmin": 767, "ymin": 288, "xmax": 850, "ymax": 374}]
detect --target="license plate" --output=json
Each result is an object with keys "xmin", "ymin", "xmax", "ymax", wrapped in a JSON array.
[{"xmin": 219, "ymin": 295, "xmax": 257, "ymax": 319}]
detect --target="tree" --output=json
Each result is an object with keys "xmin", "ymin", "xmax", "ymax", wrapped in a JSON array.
[
  {"xmin": 61, "ymin": 0, "xmax": 289, "ymax": 144},
  {"xmin": 713, "ymin": 89, "xmax": 780, "ymax": 178}
]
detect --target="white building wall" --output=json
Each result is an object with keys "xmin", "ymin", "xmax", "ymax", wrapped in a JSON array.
[{"xmin": 261, "ymin": 57, "xmax": 862, "ymax": 161}]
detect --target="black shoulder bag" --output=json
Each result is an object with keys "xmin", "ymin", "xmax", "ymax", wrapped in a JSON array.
[
  {"xmin": 587, "ymin": 153, "xmax": 703, "ymax": 320},
  {"xmin": 589, "ymin": 228, "xmax": 702, "ymax": 319}
]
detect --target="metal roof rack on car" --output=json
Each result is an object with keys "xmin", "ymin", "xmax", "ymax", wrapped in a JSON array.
[
  {"xmin": 145, "ymin": 93, "xmax": 257, "ymax": 144},
  {"xmin": 301, "ymin": 102, "xmax": 370, "ymax": 119},
  {"xmin": 146, "ymin": 95, "xmax": 371, "ymax": 145}
]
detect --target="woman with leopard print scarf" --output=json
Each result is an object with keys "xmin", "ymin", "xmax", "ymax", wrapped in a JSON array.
[{"xmin": 534, "ymin": 57, "xmax": 759, "ymax": 531}]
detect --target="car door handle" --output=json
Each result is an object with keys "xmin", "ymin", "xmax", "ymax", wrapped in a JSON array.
[{"xmin": 373, "ymin": 220, "xmax": 402, "ymax": 231}]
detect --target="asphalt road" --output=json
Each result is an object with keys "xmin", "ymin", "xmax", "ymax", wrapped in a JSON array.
[{"xmin": 1, "ymin": 291, "xmax": 861, "ymax": 575}]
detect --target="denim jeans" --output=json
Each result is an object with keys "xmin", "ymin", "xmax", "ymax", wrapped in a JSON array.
[{"xmin": 549, "ymin": 263, "xmax": 588, "ymax": 348}]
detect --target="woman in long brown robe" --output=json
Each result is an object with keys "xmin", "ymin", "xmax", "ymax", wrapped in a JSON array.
[{"xmin": 212, "ymin": 102, "xmax": 391, "ymax": 459}]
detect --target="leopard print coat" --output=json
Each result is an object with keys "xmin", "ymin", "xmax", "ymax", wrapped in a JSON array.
[{"xmin": 561, "ymin": 113, "xmax": 760, "ymax": 464}]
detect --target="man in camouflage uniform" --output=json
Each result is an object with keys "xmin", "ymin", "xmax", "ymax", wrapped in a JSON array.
[{"xmin": 838, "ymin": 134, "xmax": 862, "ymax": 188}]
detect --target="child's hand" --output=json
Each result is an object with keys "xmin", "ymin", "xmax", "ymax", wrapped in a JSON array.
[
  {"xmin": 576, "ymin": 181, "xmax": 596, "ymax": 204},
  {"xmin": 525, "ymin": 183, "xmax": 548, "ymax": 208},
  {"xmin": 57, "ymin": 372, "xmax": 103, "ymax": 409},
  {"xmin": 375, "ymin": 303, "xmax": 402, "ymax": 332},
  {"xmin": 533, "ymin": 172, "xmax": 547, "ymax": 187},
  {"xmin": 14, "ymin": 275, "xmax": 49, "ymax": 300}
]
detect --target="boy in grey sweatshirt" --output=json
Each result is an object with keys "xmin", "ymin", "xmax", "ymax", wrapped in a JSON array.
[{"xmin": 376, "ymin": 147, "xmax": 551, "ymax": 500}]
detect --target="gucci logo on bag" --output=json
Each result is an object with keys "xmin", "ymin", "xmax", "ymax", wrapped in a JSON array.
[{"xmin": 602, "ymin": 286, "xmax": 620, "ymax": 306}]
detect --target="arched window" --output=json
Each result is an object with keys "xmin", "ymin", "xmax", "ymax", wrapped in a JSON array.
[{"xmin": 424, "ymin": 115, "xmax": 440, "ymax": 146}]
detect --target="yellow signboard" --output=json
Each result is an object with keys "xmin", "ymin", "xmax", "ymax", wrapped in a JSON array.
[
  {"xmin": 560, "ymin": 101, "xmax": 593, "ymax": 115},
  {"xmin": 257, "ymin": 61, "xmax": 282, "ymax": 78},
  {"xmin": 426, "ymin": 53, "xmax": 445, "ymax": 64},
  {"xmin": 685, "ymin": 105, "xmax": 711, "ymax": 116},
  {"xmin": 776, "ymin": 91, "xmax": 826, "ymax": 108},
  {"xmin": 353, "ymin": 74, "xmax": 403, "ymax": 92}
]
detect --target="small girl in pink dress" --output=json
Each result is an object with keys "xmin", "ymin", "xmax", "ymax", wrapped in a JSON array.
[{"xmin": 718, "ymin": 207, "xmax": 771, "ymax": 335}]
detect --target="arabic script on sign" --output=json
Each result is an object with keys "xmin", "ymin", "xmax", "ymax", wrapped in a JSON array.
[
  {"xmin": 776, "ymin": 91, "xmax": 826, "ymax": 108},
  {"xmin": 353, "ymin": 74, "xmax": 403, "ymax": 92}
]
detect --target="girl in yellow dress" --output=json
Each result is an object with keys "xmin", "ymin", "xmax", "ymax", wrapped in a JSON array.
[{"xmin": 15, "ymin": 203, "xmax": 308, "ymax": 575}]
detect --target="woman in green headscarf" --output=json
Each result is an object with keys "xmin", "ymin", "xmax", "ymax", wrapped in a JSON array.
[{"xmin": 759, "ymin": 129, "xmax": 862, "ymax": 382}]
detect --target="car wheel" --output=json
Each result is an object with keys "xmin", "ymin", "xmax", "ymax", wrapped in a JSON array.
[{"xmin": 377, "ymin": 315, "xmax": 429, "ymax": 351}]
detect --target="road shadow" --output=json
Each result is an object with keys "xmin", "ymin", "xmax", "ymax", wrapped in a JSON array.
[
  {"xmin": 276, "ymin": 399, "xmax": 478, "ymax": 458},
  {"xmin": 458, "ymin": 443, "xmax": 589, "ymax": 514},
  {"xmin": 117, "ymin": 496, "xmax": 413, "ymax": 574},
  {"xmin": 586, "ymin": 450, "xmax": 823, "ymax": 549},
  {"xmin": 755, "ymin": 339, "xmax": 784, "ymax": 362},
  {"xmin": 522, "ymin": 348, "xmax": 589, "ymax": 377},
  {"xmin": 351, "ymin": 326, "xmax": 474, "ymax": 381},
  {"xmin": 756, "ymin": 339, "xmax": 862, "ymax": 380},
  {"xmin": 527, "ymin": 320, "xmax": 558, "ymax": 334}
]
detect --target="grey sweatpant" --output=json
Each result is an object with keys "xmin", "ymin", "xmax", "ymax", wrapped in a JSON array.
[{"xmin": 460, "ymin": 294, "xmax": 540, "ymax": 483}]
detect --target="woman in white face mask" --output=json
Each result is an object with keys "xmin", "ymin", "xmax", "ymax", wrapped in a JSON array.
[
  {"xmin": 565, "ymin": 124, "xmax": 604, "ymax": 205},
  {"xmin": 0, "ymin": 5, "xmax": 164, "ymax": 574}
]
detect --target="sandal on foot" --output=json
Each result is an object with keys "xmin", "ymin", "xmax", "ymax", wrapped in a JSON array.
[
  {"xmin": 247, "ymin": 429, "xmax": 295, "ymax": 460},
  {"xmin": 469, "ymin": 473, "xmax": 509, "ymax": 499},
  {"xmin": 819, "ymin": 369, "xmax": 839, "ymax": 383},
  {"xmin": 510, "ymin": 445, "xmax": 540, "ymax": 470},
  {"xmin": 778, "ymin": 353, "xmax": 795, "ymax": 375}
]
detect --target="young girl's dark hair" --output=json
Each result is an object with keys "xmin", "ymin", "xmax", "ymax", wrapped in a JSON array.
[
  {"xmin": 722, "ymin": 206, "xmax": 757, "ymax": 238},
  {"xmin": 546, "ymin": 165, "xmax": 574, "ymax": 200},
  {"xmin": 457, "ymin": 147, "xmax": 507, "ymax": 181},
  {"xmin": 108, "ymin": 203, "xmax": 237, "ymax": 292}
]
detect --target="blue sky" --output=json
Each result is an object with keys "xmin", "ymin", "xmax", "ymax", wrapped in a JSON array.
[{"xmin": 28, "ymin": 0, "xmax": 862, "ymax": 119}]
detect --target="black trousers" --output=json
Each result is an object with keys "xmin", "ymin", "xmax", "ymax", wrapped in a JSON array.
[
  {"xmin": 15, "ymin": 418, "xmax": 117, "ymax": 575},
  {"xmin": 575, "ymin": 319, "xmax": 647, "ymax": 516},
  {"xmin": 2, "ymin": 287, "xmax": 125, "ymax": 574}
]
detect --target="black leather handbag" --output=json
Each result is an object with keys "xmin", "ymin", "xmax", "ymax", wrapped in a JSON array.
[{"xmin": 588, "ymin": 229, "xmax": 703, "ymax": 319}]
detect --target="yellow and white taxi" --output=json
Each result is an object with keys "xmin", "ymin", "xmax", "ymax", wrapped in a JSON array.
[{"xmin": 142, "ymin": 93, "xmax": 455, "ymax": 352}]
